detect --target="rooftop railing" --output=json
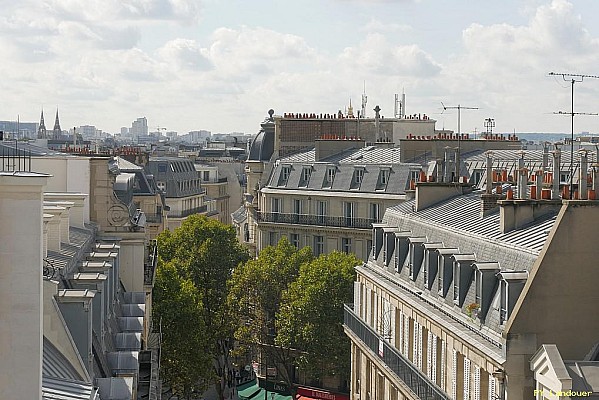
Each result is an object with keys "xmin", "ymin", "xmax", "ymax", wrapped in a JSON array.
[
  {"xmin": 344, "ymin": 304, "xmax": 450, "ymax": 400},
  {"xmin": 257, "ymin": 212, "xmax": 378, "ymax": 229}
]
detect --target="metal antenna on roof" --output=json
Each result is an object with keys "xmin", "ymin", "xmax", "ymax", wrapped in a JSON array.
[
  {"xmin": 548, "ymin": 72, "xmax": 599, "ymax": 199},
  {"xmin": 441, "ymin": 102, "xmax": 479, "ymax": 181}
]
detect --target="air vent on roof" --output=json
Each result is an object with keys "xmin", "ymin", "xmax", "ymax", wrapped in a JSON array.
[
  {"xmin": 351, "ymin": 154, "xmax": 363, "ymax": 160},
  {"xmin": 364, "ymin": 146, "xmax": 375, "ymax": 151}
]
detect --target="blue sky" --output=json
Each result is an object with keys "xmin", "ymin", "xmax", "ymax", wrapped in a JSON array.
[{"xmin": 2, "ymin": 0, "xmax": 599, "ymax": 136}]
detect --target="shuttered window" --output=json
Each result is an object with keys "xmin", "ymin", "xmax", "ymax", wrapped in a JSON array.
[
  {"xmin": 464, "ymin": 358, "xmax": 471, "ymax": 400},
  {"xmin": 452, "ymin": 349, "xmax": 457, "ymax": 400},
  {"xmin": 474, "ymin": 366, "xmax": 481, "ymax": 400}
]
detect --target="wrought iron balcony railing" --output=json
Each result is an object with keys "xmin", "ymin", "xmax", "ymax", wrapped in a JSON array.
[
  {"xmin": 168, "ymin": 204, "xmax": 208, "ymax": 218},
  {"xmin": 257, "ymin": 212, "xmax": 378, "ymax": 229},
  {"xmin": 344, "ymin": 304, "xmax": 450, "ymax": 400}
]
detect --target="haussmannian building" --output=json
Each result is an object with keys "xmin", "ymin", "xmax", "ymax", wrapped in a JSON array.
[
  {"xmin": 344, "ymin": 150, "xmax": 599, "ymax": 400},
  {"xmin": 255, "ymin": 138, "xmax": 423, "ymax": 260}
]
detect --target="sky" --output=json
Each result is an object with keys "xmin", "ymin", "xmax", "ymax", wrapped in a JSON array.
[{"xmin": 3, "ymin": 0, "xmax": 599, "ymax": 136}]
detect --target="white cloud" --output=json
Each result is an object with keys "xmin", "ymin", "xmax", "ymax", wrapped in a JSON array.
[{"xmin": 339, "ymin": 33, "xmax": 441, "ymax": 77}]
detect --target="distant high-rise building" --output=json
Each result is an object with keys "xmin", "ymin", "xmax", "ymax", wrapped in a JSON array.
[
  {"xmin": 131, "ymin": 117, "xmax": 148, "ymax": 137},
  {"xmin": 121, "ymin": 127, "xmax": 129, "ymax": 136}
]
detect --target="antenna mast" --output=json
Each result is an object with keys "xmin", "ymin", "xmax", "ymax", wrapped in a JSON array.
[
  {"xmin": 361, "ymin": 81, "xmax": 367, "ymax": 118},
  {"xmin": 549, "ymin": 72, "xmax": 599, "ymax": 199},
  {"xmin": 441, "ymin": 102, "xmax": 479, "ymax": 181}
]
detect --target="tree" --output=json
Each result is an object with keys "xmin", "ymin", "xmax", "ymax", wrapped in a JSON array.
[
  {"xmin": 154, "ymin": 260, "xmax": 210, "ymax": 399},
  {"xmin": 155, "ymin": 215, "xmax": 250, "ymax": 400},
  {"xmin": 228, "ymin": 237, "xmax": 313, "ymax": 395},
  {"xmin": 276, "ymin": 251, "xmax": 359, "ymax": 385}
]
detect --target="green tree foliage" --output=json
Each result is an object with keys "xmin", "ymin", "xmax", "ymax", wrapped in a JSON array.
[
  {"xmin": 153, "ymin": 260, "xmax": 210, "ymax": 398},
  {"xmin": 155, "ymin": 215, "xmax": 249, "ymax": 400},
  {"xmin": 276, "ymin": 251, "xmax": 359, "ymax": 381},
  {"xmin": 228, "ymin": 237, "xmax": 313, "ymax": 391}
]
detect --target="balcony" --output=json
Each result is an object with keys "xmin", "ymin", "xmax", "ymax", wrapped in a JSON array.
[
  {"xmin": 168, "ymin": 204, "xmax": 208, "ymax": 218},
  {"xmin": 343, "ymin": 304, "xmax": 450, "ymax": 400},
  {"xmin": 257, "ymin": 212, "xmax": 378, "ymax": 229},
  {"xmin": 144, "ymin": 240, "xmax": 158, "ymax": 287},
  {"xmin": 145, "ymin": 213, "xmax": 162, "ymax": 224}
]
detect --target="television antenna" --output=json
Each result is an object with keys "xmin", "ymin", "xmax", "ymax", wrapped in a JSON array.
[
  {"xmin": 548, "ymin": 72, "xmax": 599, "ymax": 199},
  {"xmin": 441, "ymin": 102, "xmax": 479, "ymax": 181}
]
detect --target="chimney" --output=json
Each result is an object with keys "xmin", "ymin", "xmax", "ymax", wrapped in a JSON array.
[
  {"xmin": 485, "ymin": 151, "xmax": 494, "ymax": 194},
  {"xmin": 579, "ymin": 149, "xmax": 589, "ymax": 200},
  {"xmin": 552, "ymin": 150, "xmax": 561, "ymax": 199},
  {"xmin": 444, "ymin": 146, "xmax": 453, "ymax": 182},
  {"xmin": 480, "ymin": 151, "xmax": 504, "ymax": 217},
  {"xmin": 542, "ymin": 142, "xmax": 549, "ymax": 171},
  {"xmin": 517, "ymin": 168, "xmax": 528, "ymax": 199},
  {"xmin": 535, "ymin": 170, "xmax": 543, "ymax": 200}
]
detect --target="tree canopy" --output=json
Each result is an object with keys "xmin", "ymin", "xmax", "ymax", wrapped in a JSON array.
[
  {"xmin": 276, "ymin": 251, "xmax": 359, "ymax": 380},
  {"xmin": 228, "ymin": 239, "xmax": 358, "ymax": 392},
  {"xmin": 155, "ymin": 215, "xmax": 250, "ymax": 400}
]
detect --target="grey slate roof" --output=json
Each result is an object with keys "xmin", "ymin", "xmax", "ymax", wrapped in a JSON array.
[
  {"xmin": 43, "ymin": 337, "xmax": 84, "ymax": 381},
  {"xmin": 42, "ymin": 375, "xmax": 98, "ymax": 400},
  {"xmin": 269, "ymin": 146, "xmax": 420, "ymax": 194},
  {"xmin": 387, "ymin": 190, "xmax": 557, "ymax": 255}
]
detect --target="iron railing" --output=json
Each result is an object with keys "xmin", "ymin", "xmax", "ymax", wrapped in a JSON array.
[
  {"xmin": 1, "ymin": 141, "xmax": 32, "ymax": 172},
  {"xmin": 144, "ymin": 240, "xmax": 158, "ymax": 287},
  {"xmin": 344, "ymin": 304, "xmax": 450, "ymax": 400},
  {"xmin": 168, "ymin": 204, "xmax": 208, "ymax": 218},
  {"xmin": 258, "ymin": 212, "xmax": 378, "ymax": 229}
]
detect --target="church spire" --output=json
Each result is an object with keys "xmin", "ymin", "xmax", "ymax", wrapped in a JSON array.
[
  {"xmin": 52, "ymin": 108, "xmax": 62, "ymax": 139},
  {"xmin": 37, "ymin": 109, "xmax": 47, "ymax": 139}
]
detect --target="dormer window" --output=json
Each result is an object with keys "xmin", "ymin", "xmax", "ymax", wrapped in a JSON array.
[
  {"xmin": 377, "ymin": 168, "xmax": 391, "ymax": 190},
  {"xmin": 352, "ymin": 167, "xmax": 365, "ymax": 189},
  {"xmin": 452, "ymin": 254, "xmax": 476, "ymax": 306},
  {"xmin": 437, "ymin": 248, "xmax": 459, "ymax": 297},
  {"xmin": 394, "ymin": 233, "xmax": 411, "ymax": 273},
  {"xmin": 408, "ymin": 237, "xmax": 426, "ymax": 281},
  {"xmin": 473, "ymin": 262, "xmax": 500, "ymax": 320},
  {"xmin": 326, "ymin": 166, "xmax": 336, "ymax": 187},
  {"xmin": 422, "ymin": 243, "xmax": 443, "ymax": 290},
  {"xmin": 498, "ymin": 271, "xmax": 528, "ymax": 325},
  {"xmin": 301, "ymin": 166, "xmax": 312, "ymax": 185},
  {"xmin": 279, "ymin": 165, "xmax": 291, "ymax": 186},
  {"xmin": 372, "ymin": 224, "xmax": 386, "ymax": 261},
  {"xmin": 383, "ymin": 227, "xmax": 396, "ymax": 267}
]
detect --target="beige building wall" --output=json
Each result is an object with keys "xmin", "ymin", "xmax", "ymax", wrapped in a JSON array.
[
  {"xmin": 506, "ymin": 201, "xmax": 599, "ymax": 400},
  {"xmin": 0, "ymin": 172, "xmax": 49, "ymax": 400},
  {"xmin": 350, "ymin": 272, "xmax": 502, "ymax": 400},
  {"xmin": 31, "ymin": 156, "xmax": 91, "ymax": 224},
  {"xmin": 257, "ymin": 190, "xmax": 404, "ymax": 258}
]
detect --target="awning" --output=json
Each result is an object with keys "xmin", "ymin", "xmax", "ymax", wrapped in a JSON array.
[
  {"xmin": 237, "ymin": 381, "xmax": 293, "ymax": 400},
  {"xmin": 237, "ymin": 380, "xmax": 261, "ymax": 400}
]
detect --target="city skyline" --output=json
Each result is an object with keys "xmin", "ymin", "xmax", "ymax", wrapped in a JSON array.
[{"xmin": 3, "ymin": 0, "xmax": 599, "ymax": 135}]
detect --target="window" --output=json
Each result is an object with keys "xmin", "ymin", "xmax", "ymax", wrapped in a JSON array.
[
  {"xmin": 352, "ymin": 167, "xmax": 365, "ymax": 189},
  {"xmin": 203, "ymin": 171, "xmax": 210, "ymax": 181},
  {"xmin": 367, "ymin": 239, "xmax": 372, "ymax": 259},
  {"xmin": 293, "ymin": 199, "xmax": 303, "ymax": 215},
  {"xmin": 342, "ymin": 238, "xmax": 352, "ymax": 254},
  {"xmin": 314, "ymin": 236, "xmax": 324, "ymax": 256},
  {"xmin": 453, "ymin": 262, "xmax": 460, "ymax": 303},
  {"xmin": 343, "ymin": 202, "xmax": 355, "ymax": 227},
  {"xmin": 410, "ymin": 170, "xmax": 421, "ymax": 183},
  {"xmin": 290, "ymin": 233, "xmax": 300, "ymax": 248},
  {"xmin": 271, "ymin": 198, "xmax": 281, "ymax": 213},
  {"xmin": 327, "ymin": 167, "xmax": 336, "ymax": 186},
  {"xmin": 316, "ymin": 200, "xmax": 327, "ymax": 224},
  {"xmin": 471, "ymin": 170, "xmax": 483, "ymax": 186},
  {"xmin": 499, "ymin": 280, "xmax": 508, "ymax": 324},
  {"xmin": 370, "ymin": 203, "xmax": 380, "ymax": 221},
  {"xmin": 157, "ymin": 181, "xmax": 166, "ymax": 192},
  {"xmin": 475, "ymin": 270, "xmax": 482, "ymax": 305},
  {"xmin": 280, "ymin": 165, "xmax": 291, "ymax": 185},
  {"xmin": 300, "ymin": 166, "xmax": 312, "ymax": 186},
  {"xmin": 377, "ymin": 168, "xmax": 390, "ymax": 190},
  {"xmin": 269, "ymin": 232, "xmax": 278, "ymax": 246},
  {"xmin": 355, "ymin": 168, "xmax": 364, "ymax": 184},
  {"xmin": 158, "ymin": 164, "xmax": 167, "ymax": 173}
]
